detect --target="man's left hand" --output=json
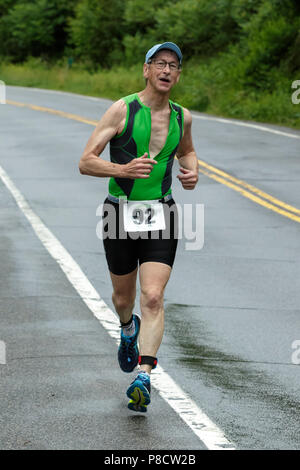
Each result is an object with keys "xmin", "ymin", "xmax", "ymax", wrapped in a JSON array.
[{"xmin": 177, "ymin": 167, "xmax": 198, "ymax": 190}]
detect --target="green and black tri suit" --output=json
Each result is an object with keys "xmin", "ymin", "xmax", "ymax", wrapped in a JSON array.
[{"xmin": 109, "ymin": 93, "xmax": 184, "ymax": 201}]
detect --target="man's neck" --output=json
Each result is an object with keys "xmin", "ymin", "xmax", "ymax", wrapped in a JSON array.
[{"xmin": 138, "ymin": 87, "xmax": 170, "ymax": 111}]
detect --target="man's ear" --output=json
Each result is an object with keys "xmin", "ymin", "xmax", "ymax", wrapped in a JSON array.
[
  {"xmin": 175, "ymin": 70, "xmax": 181, "ymax": 84},
  {"xmin": 143, "ymin": 63, "xmax": 150, "ymax": 80}
]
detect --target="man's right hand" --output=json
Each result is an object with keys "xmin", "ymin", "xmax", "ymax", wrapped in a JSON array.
[{"xmin": 121, "ymin": 153, "xmax": 157, "ymax": 179}]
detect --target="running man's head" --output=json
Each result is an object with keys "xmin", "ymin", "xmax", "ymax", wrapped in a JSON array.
[{"xmin": 143, "ymin": 42, "xmax": 182, "ymax": 92}]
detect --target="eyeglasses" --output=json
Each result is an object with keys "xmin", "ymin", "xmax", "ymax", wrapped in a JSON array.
[{"xmin": 148, "ymin": 59, "xmax": 181, "ymax": 71}]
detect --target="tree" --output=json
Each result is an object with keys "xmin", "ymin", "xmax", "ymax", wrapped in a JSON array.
[
  {"xmin": 154, "ymin": 0, "xmax": 239, "ymax": 59},
  {"xmin": 0, "ymin": 0, "xmax": 76, "ymax": 61},
  {"xmin": 69, "ymin": 0, "xmax": 126, "ymax": 67}
]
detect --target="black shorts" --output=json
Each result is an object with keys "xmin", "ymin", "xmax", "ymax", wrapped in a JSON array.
[{"xmin": 102, "ymin": 197, "xmax": 178, "ymax": 275}]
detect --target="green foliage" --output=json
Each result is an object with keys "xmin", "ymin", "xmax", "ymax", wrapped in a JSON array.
[
  {"xmin": 121, "ymin": 0, "xmax": 167, "ymax": 64},
  {"xmin": 124, "ymin": 0, "xmax": 166, "ymax": 31},
  {"xmin": 68, "ymin": 0, "xmax": 126, "ymax": 67},
  {"xmin": 0, "ymin": 0, "xmax": 17, "ymax": 17},
  {"xmin": 0, "ymin": 0, "xmax": 75, "ymax": 61},
  {"xmin": 0, "ymin": 60, "xmax": 144, "ymax": 99},
  {"xmin": 0, "ymin": 0, "xmax": 299, "ymax": 127},
  {"xmin": 1, "ymin": 0, "xmax": 299, "ymax": 73},
  {"xmin": 122, "ymin": 0, "xmax": 239, "ymax": 62},
  {"xmin": 154, "ymin": 0, "xmax": 239, "ymax": 58},
  {"xmin": 122, "ymin": 33, "xmax": 153, "ymax": 66}
]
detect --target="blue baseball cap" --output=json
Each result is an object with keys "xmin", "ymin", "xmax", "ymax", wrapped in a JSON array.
[{"xmin": 145, "ymin": 42, "xmax": 182, "ymax": 64}]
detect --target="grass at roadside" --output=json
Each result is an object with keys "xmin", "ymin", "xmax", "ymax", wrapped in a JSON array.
[
  {"xmin": 0, "ymin": 60, "xmax": 144, "ymax": 101},
  {"xmin": 1, "ymin": 58, "xmax": 299, "ymax": 129}
]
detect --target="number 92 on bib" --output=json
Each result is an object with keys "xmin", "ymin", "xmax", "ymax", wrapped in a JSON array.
[{"xmin": 123, "ymin": 200, "xmax": 166, "ymax": 232}]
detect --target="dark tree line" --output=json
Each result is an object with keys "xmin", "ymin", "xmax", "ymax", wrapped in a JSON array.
[{"xmin": 0, "ymin": 0, "xmax": 299, "ymax": 76}]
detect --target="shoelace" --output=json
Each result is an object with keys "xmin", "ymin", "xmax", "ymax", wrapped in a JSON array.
[{"xmin": 120, "ymin": 335, "xmax": 136, "ymax": 354}]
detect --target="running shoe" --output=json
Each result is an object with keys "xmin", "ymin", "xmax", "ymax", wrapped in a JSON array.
[
  {"xmin": 127, "ymin": 371, "xmax": 151, "ymax": 413},
  {"xmin": 118, "ymin": 314, "xmax": 140, "ymax": 373}
]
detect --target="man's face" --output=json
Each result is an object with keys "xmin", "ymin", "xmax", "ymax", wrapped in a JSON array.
[{"xmin": 144, "ymin": 50, "xmax": 181, "ymax": 92}]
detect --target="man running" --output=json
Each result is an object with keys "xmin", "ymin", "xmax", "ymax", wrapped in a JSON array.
[{"xmin": 79, "ymin": 42, "xmax": 198, "ymax": 412}]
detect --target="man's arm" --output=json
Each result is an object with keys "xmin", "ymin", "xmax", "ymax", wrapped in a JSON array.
[
  {"xmin": 176, "ymin": 108, "xmax": 199, "ymax": 190},
  {"xmin": 78, "ymin": 99, "xmax": 157, "ymax": 179}
]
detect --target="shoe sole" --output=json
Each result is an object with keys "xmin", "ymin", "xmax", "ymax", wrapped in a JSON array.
[{"xmin": 127, "ymin": 380, "xmax": 150, "ymax": 413}]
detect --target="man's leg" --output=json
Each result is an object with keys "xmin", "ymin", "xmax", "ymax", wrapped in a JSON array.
[
  {"xmin": 139, "ymin": 261, "xmax": 172, "ymax": 373},
  {"xmin": 110, "ymin": 267, "xmax": 138, "ymax": 324},
  {"xmin": 109, "ymin": 267, "xmax": 141, "ymax": 373},
  {"xmin": 126, "ymin": 261, "xmax": 172, "ymax": 412}
]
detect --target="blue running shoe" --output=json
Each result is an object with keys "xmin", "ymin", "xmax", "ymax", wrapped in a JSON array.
[
  {"xmin": 127, "ymin": 371, "xmax": 151, "ymax": 413},
  {"xmin": 118, "ymin": 314, "xmax": 140, "ymax": 373}
]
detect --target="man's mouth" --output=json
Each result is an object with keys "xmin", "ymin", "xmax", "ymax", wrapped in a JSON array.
[{"xmin": 159, "ymin": 77, "xmax": 170, "ymax": 83}]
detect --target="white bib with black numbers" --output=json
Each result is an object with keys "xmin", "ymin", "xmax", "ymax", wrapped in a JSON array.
[{"xmin": 123, "ymin": 200, "xmax": 166, "ymax": 232}]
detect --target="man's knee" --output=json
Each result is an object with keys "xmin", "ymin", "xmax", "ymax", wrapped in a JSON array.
[
  {"xmin": 141, "ymin": 287, "xmax": 164, "ymax": 313},
  {"xmin": 112, "ymin": 291, "xmax": 135, "ymax": 312}
]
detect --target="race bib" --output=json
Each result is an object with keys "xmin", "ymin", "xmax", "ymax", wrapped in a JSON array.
[{"xmin": 123, "ymin": 200, "xmax": 166, "ymax": 232}]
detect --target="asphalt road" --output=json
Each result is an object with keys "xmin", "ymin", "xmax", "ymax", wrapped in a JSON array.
[{"xmin": 0, "ymin": 86, "xmax": 300, "ymax": 450}]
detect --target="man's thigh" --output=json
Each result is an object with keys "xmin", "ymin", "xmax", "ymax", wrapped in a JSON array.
[
  {"xmin": 139, "ymin": 262, "xmax": 172, "ymax": 294},
  {"xmin": 110, "ymin": 267, "xmax": 138, "ymax": 298},
  {"xmin": 103, "ymin": 236, "xmax": 138, "ymax": 275},
  {"xmin": 102, "ymin": 198, "xmax": 138, "ymax": 276}
]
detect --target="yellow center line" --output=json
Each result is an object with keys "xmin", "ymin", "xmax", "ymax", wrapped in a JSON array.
[
  {"xmin": 7, "ymin": 99, "xmax": 98, "ymax": 126},
  {"xmin": 6, "ymin": 99, "xmax": 300, "ymax": 224},
  {"xmin": 198, "ymin": 167, "xmax": 300, "ymax": 223},
  {"xmin": 198, "ymin": 159, "xmax": 300, "ymax": 215}
]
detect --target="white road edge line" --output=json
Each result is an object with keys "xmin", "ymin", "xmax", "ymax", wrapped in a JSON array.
[
  {"xmin": 0, "ymin": 163, "xmax": 236, "ymax": 450},
  {"xmin": 9, "ymin": 85, "xmax": 300, "ymax": 140},
  {"xmin": 192, "ymin": 114, "xmax": 300, "ymax": 140}
]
